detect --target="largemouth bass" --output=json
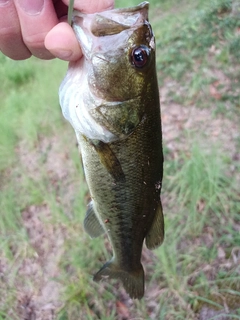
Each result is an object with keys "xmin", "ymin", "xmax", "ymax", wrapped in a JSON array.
[{"xmin": 59, "ymin": 1, "xmax": 164, "ymax": 299}]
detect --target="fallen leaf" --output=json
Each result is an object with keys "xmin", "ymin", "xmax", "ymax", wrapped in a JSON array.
[
  {"xmin": 217, "ymin": 246, "xmax": 226, "ymax": 259},
  {"xmin": 116, "ymin": 301, "xmax": 130, "ymax": 319},
  {"xmin": 209, "ymin": 83, "xmax": 222, "ymax": 100}
]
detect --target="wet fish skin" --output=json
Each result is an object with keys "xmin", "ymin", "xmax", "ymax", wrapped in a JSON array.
[{"xmin": 59, "ymin": 1, "xmax": 164, "ymax": 299}]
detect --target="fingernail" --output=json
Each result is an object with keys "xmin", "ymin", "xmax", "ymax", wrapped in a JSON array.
[
  {"xmin": 55, "ymin": 49, "xmax": 73, "ymax": 60},
  {"xmin": 18, "ymin": 0, "xmax": 44, "ymax": 15}
]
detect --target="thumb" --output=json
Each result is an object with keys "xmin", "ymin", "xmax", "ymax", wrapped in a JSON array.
[{"xmin": 45, "ymin": 21, "xmax": 82, "ymax": 61}]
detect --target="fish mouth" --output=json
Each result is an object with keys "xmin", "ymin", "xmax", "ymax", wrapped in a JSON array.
[
  {"xmin": 88, "ymin": 2, "xmax": 149, "ymax": 37},
  {"xmin": 72, "ymin": 2, "xmax": 149, "ymax": 55},
  {"xmin": 73, "ymin": 1, "xmax": 149, "ymax": 28}
]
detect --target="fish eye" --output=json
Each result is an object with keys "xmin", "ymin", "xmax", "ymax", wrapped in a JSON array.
[{"xmin": 131, "ymin": 45, "xmax": 150, "ymax": 68}]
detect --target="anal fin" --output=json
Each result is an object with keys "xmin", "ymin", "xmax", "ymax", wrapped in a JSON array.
[
  {"xmin": 84, "ymin": 201, "xmax": 105, "ymax": 238},
  {"xmin": 145, "ymin": 201, "xmax": 164, "ymax": 250}
]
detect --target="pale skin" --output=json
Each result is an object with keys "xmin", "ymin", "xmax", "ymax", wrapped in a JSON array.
[{"xmin": 0, "ymin": 0, "xmax": 114, "ymax": 61}]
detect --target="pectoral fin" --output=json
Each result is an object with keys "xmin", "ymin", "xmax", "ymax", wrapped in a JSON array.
[
  {"xmin": 89, "ymin": 139, "xmax": 126, "ymax": 183},
  {"xmin": 145, "ymin": 201, "xmax": 164, "ymax": 250},
  {"xmin": 84, "ymin": 201, "xmax": 105, "ymax": 238}
]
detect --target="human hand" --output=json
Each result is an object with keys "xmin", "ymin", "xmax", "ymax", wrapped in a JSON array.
[{"xmin": 0, "ymin": 0, "xmax": 114, "ymax": 61}]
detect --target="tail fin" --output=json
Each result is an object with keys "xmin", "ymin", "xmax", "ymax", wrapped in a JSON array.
[{"xmin": 93, "ymin": 260, "xmax": 145, "ymax": 299}]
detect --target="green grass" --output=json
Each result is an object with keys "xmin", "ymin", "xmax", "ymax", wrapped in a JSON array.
[
  {"xmin": 0, "ymin": 0, "xmax": 240, "ymax": 319},
  {"xmin": 153, "ymin": 0, "xmax": 240, "ymax": 111}
]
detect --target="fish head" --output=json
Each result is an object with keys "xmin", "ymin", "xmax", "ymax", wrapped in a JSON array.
[
  {"xmin": 59, "ymin": 2, "xmax": 158, "ymax": 143},
  {"xmin": 72, "ymin": 1, "xmax": 156, "ymax": 102}
]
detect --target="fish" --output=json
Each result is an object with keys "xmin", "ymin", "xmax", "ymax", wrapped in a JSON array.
[{"xmin": 59, "ymin": 1, "xmax": 164, "ymax": 299}]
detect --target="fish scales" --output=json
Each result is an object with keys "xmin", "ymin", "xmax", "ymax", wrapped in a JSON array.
[{"xmin": 59, "ymin": 1, "xmax": 164, "ymax": 299}]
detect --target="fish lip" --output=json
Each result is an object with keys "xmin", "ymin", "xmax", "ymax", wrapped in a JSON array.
[
  {"xmin": 112, "ymin": 1, "xmax": 149, "ymax": 13},
  {"xmin": 72, "ymin": 2, "xmax": 149, "ymax": 18}
]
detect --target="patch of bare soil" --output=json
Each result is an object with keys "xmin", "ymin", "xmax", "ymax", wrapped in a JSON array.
[
  {"xmin": 17, "ymin": 134, "xmax": 79, "ymax": 211},
  {"xmin": 160, "ymin": 85, "xmax": 239, "ymax": 159},
  {"xmin": 199, "ymin": 307, "xmax": 240, "ymax": 320},
  {"xmin": 17, "ymin": 204, "xmax": 65, "ymax": 320}
]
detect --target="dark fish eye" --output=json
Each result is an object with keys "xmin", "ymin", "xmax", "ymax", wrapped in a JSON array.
[{"xmin": 131, "ymin": 45, "xmax": 150, "ymax": 68}]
